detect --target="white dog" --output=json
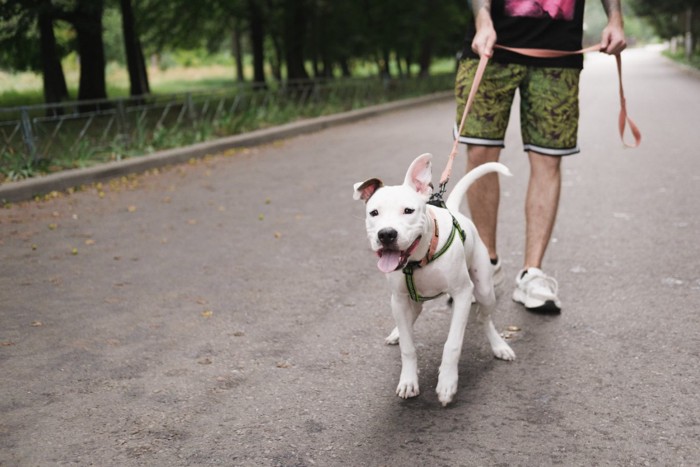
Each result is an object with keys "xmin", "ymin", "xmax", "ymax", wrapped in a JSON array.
[{"xmin": 353, "ymin": 153, "xmax": 515, "ymax": 406}]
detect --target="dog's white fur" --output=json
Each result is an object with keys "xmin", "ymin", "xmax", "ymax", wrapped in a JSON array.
[{"xmin": 353, "ymin": 153, "xmax": 515, "ymax": 406}]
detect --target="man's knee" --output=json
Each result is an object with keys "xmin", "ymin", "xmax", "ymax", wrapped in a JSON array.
[
  {"xmin": 467, "ymin": 145, "xmax": 501, "ymax": 167},
  {"xmin": 528, "ymin": 151, "xmax": 562, "ymax": 175}
]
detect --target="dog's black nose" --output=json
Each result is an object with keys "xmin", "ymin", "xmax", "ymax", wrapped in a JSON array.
[{"xmin": 378, "ymin": 228, "xmax": 398, "ymax": 245}]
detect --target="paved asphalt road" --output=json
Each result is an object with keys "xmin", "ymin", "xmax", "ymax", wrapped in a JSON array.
[{"xmin": 1, "ymin": 47, "xmax": 699, "ymax": 466}]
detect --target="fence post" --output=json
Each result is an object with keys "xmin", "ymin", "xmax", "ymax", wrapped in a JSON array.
[
  {"xmin": 116, "ymin": 99, "xmax": 130, "ymax": 147},
  {"xmin": 185, "ymin": 93, "xmax": 197, "ymax": 121},
  {"xmin": 20, "ymin": 107, "xmax": 38, "ymax": 162}
]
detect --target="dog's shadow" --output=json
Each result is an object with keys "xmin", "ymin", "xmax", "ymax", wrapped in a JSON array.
[{"xmin": 352, "ymin": 307, "xmax": 506, "ymax": 462}]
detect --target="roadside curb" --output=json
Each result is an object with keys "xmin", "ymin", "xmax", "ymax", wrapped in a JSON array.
[
  {"xmin": 670, "ymin": 59, "xmax": 700, "ymax": 79},
  {"xmin": 0, "ymin": 91, "xmax": 453, "ymax": 203},
  {"xmin": 658, "ymin": 50, "xmax": 700, "ymax": 79}
]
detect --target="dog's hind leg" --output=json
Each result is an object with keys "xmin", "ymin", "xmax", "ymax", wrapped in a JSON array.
[
  {"xmin": 391, "ymin": 295, "xmax": 422, "ymax": 399},
  {"xmin": 476, "ymin": 309, "xmax": 516, "ymax": 362},
  {"xmin": 469, "ymin": 239, "xmax": 496, "ymax": 308},
  {"xmin": 470, "ymin": 240, "xmax": 516, "ymax": 361},
  {"xmin": 385, "ymin": 327, "xmax": 400, "ymax": 345}
]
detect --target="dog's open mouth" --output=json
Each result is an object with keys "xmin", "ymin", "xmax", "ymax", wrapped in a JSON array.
[{"xmin": 376, "ymin": 236, "xmax": 422, "ymax": 273}]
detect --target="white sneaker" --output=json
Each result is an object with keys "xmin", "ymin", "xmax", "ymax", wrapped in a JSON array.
[{"xmin": 512, "ymin": 267, "xmax": 561, "ymax": 314}]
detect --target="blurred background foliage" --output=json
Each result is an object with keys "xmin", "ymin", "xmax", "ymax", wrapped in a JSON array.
[{"xmin": 0, "ymin": 0, "xmax": 697, "ymax": 107}]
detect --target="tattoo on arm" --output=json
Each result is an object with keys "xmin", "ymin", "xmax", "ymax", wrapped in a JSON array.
[
  {"xmin": 472, "ymin": 0, "xmax": 491, "ymax": 17},
  {"xmin": 601, "ymin": 0, "xmax": 622, "ymax": 17}
]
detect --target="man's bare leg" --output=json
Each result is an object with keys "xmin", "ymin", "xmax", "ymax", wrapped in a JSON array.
[
  {"xmin": 466, "ymin": 145, "xmax": 502, "ymax": 261},
  {"xmin": 524, "ymin": 151, "xmax": 562, "ymax": 269}
]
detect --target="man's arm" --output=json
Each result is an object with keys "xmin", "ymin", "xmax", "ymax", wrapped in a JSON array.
[
  {"xmin": 471, "ymin": 0, "xmax": 496, "ymax": 57},
  {"xmin": 600, "ymin": 0, "xmax": 627, "ymax": 54}
]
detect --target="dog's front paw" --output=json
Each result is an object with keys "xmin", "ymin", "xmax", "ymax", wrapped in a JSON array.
[
  {"xmin": 436, "ymin": 370, "xmax": 458, "ymax": 406},
  {"xmin": 384, "ymin": 327, "xmax": 400, "ymax": 345},
  {"xmin": 396, "ymin": 379, "xmax": 420, "ymax": 399}
]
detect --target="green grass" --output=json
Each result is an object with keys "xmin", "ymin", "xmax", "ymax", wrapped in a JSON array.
[
  {"xmin": 0, "ymin": 62, "xmax": 236, "ymax": 107},
  {"xmin": 663, "ymin": 50, "xmax": 700, "ymax": 71},
  {"xmin": 0, "ymin": 61, "xmax": 456, "ymax": 182},
  {"xmin": 0, "ymin": 89, "xmax": 47, "ymax": 108},
  {"xmin": 0, "ymin": 58, "xmax": 458, "ymax": 107}
]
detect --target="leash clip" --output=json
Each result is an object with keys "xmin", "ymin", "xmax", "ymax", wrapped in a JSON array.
[{"xmin": 427, "ymin": 182, "xmax": 448, "ymax": 208}]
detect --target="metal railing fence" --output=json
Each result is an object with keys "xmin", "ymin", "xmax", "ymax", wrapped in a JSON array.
[{"xmin": 0, "ymin": 74, "xmax": 454, "ymax": 180}]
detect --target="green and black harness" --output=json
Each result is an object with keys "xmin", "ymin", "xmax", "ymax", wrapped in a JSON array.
[{"xmin": 402, "ymin": 211, "xmax": 466, "ymax": 302}]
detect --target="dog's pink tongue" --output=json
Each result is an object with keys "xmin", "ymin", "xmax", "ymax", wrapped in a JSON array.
[{"xmin": 377, "ymin": 250, "xmax": 401, "ymax": 273}]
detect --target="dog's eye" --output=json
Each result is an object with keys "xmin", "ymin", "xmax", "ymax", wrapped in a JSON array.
[
  {"xmin": 404, "ymin": 208, "xmax": 415, "ymax": 215},
  {"xmin": 369, "ymin": 209, "xmax": 379, "ymax": 217}
]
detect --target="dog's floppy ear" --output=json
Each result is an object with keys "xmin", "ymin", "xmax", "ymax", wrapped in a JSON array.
[
  {"xmin": 353, "ymin": 178, "xmax": 383, "ymax": 202},
  {"xmin": 404, "ymin": 153, "xmax": 433, "ymax": 197}
]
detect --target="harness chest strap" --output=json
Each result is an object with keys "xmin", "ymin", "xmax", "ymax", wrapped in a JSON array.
[{"xmin": 403, "ymin": 213, "xmax": 466, "ymax": 302}]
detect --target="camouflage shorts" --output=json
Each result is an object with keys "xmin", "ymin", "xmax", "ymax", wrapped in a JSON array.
[{"xmin": 454, "ymin": 59, "xmax": 581, "ymax": 156}]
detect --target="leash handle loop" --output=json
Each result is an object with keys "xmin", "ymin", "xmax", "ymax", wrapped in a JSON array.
[
  {"xmin": 500, "ymin": 44, "xmax": 641, "ymax": 148},
  {"xmin": 615, "ymin": 53, "xmax": 642, "ymax": 148}
]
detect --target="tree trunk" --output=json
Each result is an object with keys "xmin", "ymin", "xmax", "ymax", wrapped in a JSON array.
[
  {"xmin": 232, "ymin": 21, "xmax": 245, "ymax": 83},
  {"xmin": 685, "ymin": 7, "xmax": 693, "ymax": 62},
  {"xmin": 269, "ymin": 36, "xmax": 283, "ymax": 82},
  {"xmin": 283, "ymin": 0, "xmax": 309, "ymax": 81},
  {"xmin": 37, "ymin": 11, "xmax": 69, "ymax": 108},
  {"xmin": 120, "ymin": 0, "xmax": 149, "ymax": 97},
  {"xmin": 72, "ymin": 0, "xmax": 108, "ymax": 109},
  {"xmin": 380, "ymin": 48, "xmax": 391, "ymax": 79},
  {"xmin": 317, "ymin": 11, "xmax": 332, "ymax": 78},
  {"xmin": 322, "ymin": 55, "xmax": 333, "ymax": 79},
  {"xmin": 418, "ymin": 34, "xmax": 432, "ymax": 77},
  {"xmin": 338, "ymin": 56, "xmax": 351, "ymax": 78},
  {"xmin": 418, "ymin": 0, "xmax": 434, "ymax": 78},
  {"xmin": 248, "ymin": 0, "xmax": 266, "ymax": 88}
]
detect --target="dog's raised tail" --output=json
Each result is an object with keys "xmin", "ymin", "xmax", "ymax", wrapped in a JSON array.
[{"xmin": 445, "ymin": 162, "xmax": 512, "ymax": 213}]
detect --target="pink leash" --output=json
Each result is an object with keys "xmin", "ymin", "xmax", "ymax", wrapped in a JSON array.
[{"xmin": 439, "ymin": 43, "xmax": 641, "ymax": 190}]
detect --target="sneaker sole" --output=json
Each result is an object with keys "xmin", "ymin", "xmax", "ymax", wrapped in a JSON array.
[
  {"xmin": 523, "ymin": 300, "xmax": 561, "ymax": 314},
  {"xmin": 512, "ymin": 290, "xmax": 561, "ymax": 314}
]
